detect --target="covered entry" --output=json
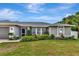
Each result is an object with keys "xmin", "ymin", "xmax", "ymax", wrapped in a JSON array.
[{"xmin": 0, "ymin": 27, "xmax": 9, "ymax": 39}]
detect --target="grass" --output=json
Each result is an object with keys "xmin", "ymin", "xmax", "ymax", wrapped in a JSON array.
[{"xmin": 0, "ymin": 40, "xmax": 79, "ymax": 56}]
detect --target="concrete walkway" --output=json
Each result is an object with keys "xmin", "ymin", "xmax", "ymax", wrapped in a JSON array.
[{"xmin": 0, "ymin": 39, "xmax": 21, "ymax": 43}]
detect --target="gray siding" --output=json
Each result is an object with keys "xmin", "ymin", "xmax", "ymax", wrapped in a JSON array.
[
  {"xmin": 49, "ymin": 26, "xmax": 72, "ymax": 37},
  {"xmin": 14, "ymin": 26, "xmax": 20, "ymax": 37},
  {"xmin": 51, "ymin": 27, "xmax": 57, "ymax": 36},
  {"xmin": 0, "ymin": 27, "xmax": 9, "ymax": 39},
  {"xmin": 64, "ymin": 26, "xmax": 71, "ymax": 37}
]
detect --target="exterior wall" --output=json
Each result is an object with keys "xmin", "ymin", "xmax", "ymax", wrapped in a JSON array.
[
  {"xmin": 64, "ymin": 26, "xmax": 71, "ymax": 37},
  {"xmin": 9, "ymin": 26, "xmax": 20, "ymax": 37},
  {"xmin": 49, "ymin": 27, "xmax": 57, "ymax": 37},
  {"xmin": 71, "ymin": 31, "xmax": 78, "ymax": 39},
  {"xmin": 14, "ymin": 26, "xmax": 20, "ymax": 37},
  {"xmin": 49, "ymin": 26, "xmax": 72, "ymax": 38},
  {"xmin": 9, "ymin": 25, "xmax": 75, "ymax": 38},
  {"xmin": 9, "ymin": 27, "xmax": 14, "ymax": 33},
  {"xmin": 57, "ymin": 26, "xmax": 65, "ymax": 37},
  {"xmin": 0, "ymin": 23, "xmax": 75, "ymax": 39}
]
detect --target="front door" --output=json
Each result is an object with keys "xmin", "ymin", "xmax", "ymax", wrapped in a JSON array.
[{"xmin": 21, "ymin": 28, "xmax": 26, "ymax": 36}]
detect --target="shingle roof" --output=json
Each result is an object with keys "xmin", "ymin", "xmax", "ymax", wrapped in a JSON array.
[
  {"xmin": 0, "ymin": 20, "xmax": 74, "ymax": 27},
  {"xmin": 0, "ymin": 20, "xmax": 50, "ymax": 27},
  {"xmin": 50, "ymin": 23, "xmax": 75, "ymax": 26},
  {"xmin": 17, "ymin": 22, "xmax": 50, "ymax": 27}
]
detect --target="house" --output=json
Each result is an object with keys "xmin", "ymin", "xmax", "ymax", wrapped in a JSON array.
[{"xmin": 0, "ymin": 20, "xmax": 77, "ymax": 39}]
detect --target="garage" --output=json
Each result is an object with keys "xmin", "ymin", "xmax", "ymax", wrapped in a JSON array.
[{"xmin": 0, "ymin": 27, "xmax": 9, "ymax": 39}]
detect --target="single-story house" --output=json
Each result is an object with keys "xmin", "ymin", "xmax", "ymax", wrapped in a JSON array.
[{"xmin": 0, "ymin": 20, "xmax": 77, "ymax": 39}]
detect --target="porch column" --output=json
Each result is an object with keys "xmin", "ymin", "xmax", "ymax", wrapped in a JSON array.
[
  {"xmin": 49, "ymin": 27, "xmax": 51, "ymax": 35},
  {"xmin": 27, "ymin": 27, "xmax": 30, "ymax": 30}
]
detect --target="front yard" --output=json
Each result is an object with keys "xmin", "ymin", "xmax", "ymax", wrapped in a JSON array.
[{"xmin": 0, "ymin": 40, "xmax": 79, "ymax": 56}]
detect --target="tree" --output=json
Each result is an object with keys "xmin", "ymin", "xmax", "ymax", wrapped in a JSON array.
[
  {"xmin": 44, "ymin": 27, "xmax": 49, "ymax": 34},
  {"xmin": 77, "ymin": 21, "xmax": 79, "ymax": 38},
  {"xmin": 27, "ymin": 27, "xmax": 32, "ymax": 36},
  {"xmin": 59, "ymin": 11, "xmax": 79, "ymax": 31}
]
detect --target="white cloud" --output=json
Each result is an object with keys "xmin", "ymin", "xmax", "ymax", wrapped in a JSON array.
[
  {"xmin": 28, "ymin": 15, "xmax": 62, "ymax": 21},
  {"xmin": 65, "ymin": 13, "xmax": 75, "ymax": 17},
  {"xmin": 0, "ymin": 8, "xmax": 22, "ymax": 20},
  {"xmin": 25, "ymin": 15, "xmax": 63, "ymax": 23},
  {"xmin": 48, "ymin": 4, "xmax": 76, "ymax": 12},
  {"xmin": 65, "ymin": 14, "xmax": 72, "ymax": 17},
  {"xmin": 28, "ymin": 16, "xmax": 53, "ymax": 20},
  {"xmin": 23, "ymin": 3, "xmax": 45, "ymax": 13},
  {"xmin": 58, "ymin": 4, "xmax": 76, "ymax": 10}
]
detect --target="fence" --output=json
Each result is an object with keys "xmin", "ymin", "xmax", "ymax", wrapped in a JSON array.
[{"xmin": 71, "ymin": 31, "xmax": 78, "ymax": 39}]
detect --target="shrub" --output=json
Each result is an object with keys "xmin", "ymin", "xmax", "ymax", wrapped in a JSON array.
[
  {"xmin": 49, "ymin": 34, "xmax": 55, "ymax": 39},
  {"xmin": 8, "ymin": 33, "xmax": 14, "ymax": 36},
  {"xmin": 21, "ymin": 36, "xmax": 36, "ymax": 42},
  {"xmin": 27, "ymin": 30, "xmax": 32, "ymax": 36},
  {"xmin": 61, "ymin": 34, "xmax": 65, "ymax": 38},
  {"xmin": 27, "ymin": 27, "xmax": 32, "ymax": 36},
  {"xmin": 44, "ymin": 31, "xmax": 49, "ymax": 35},
  {"xmin": 9, "ymin": 36, "xmax": 20, "ymax": 40},
  {"xmin": 36, "ymin": 34, "xmax": 49, "ymax": 40},
  {"xmin": 21, "ymin": 34, "xmax": 49, "ymax": 42},
  {"xmin": 9, "ymin": 38, "xmax": 14, "ymax": 40},
  {"xmin": 13, "ymin": 36, "xmax": 20, "ymax": 40},
  {"xmin": 8, "ymin": 32, "xmax": 14, "ymax": 40},
  {"xmin": 32, "ymin": 34, "xmax": 38, "ymax": 41}
]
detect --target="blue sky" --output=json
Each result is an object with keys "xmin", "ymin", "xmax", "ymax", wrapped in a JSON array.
[{"xmin": 0, "ymin": 3, "xmax": 79, "ymax": 23}]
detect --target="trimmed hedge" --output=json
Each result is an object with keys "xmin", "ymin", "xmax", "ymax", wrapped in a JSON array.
[
  {"xmin": 21, "ymin": 34, "xmax": 49, "ymax": 42},
  {"xmin": 21, "ymin": 36, "xmax": 35, "ymax": 41},
  {"xmin": 36, "ymin": 34, "xmax": 49, "ymax": 40},
  {"xmin": 49, "ymin": 34, "xmax": 55, "ymax": 39},
  {"xmin": 21, "ymin": 34, "xmax": 76, "ymax": 42}
]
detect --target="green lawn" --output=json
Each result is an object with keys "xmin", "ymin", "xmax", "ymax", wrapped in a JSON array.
[{"xmin": 0, "ymin": 40, "xmax": 79, "ymax": 56}]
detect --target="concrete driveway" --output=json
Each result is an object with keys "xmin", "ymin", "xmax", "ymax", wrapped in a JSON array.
[{"xmin": 0, "ymin": 39, "xmax": 21, "ymax": 43}]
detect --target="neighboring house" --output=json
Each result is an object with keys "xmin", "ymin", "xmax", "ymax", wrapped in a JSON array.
[{"xmin": 0, "ymin": 20, "xmax": 77, "ymax": 39}]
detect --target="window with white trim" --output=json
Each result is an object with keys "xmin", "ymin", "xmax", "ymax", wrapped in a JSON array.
[
  {"xmin": 37, "ymin": 28, "xmax": 41, "ymax": 34},
  {"xmin": 32, "ymin": 28, "xmax": 36, "ymax": 34}
]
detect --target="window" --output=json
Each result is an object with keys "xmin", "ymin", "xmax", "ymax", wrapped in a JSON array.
[
  {"xmin": 32, "ymin": 28, "xmax": 46, "ymax": 35},
  {"xmin": 42, "ymin": 28, "xmax": 46, "ymax": 34},
  {"xmin": 22, "ymin": 29, "xmax": 25, "ymax": 33},
  {"xmin": 21, "ymin": 28, "xmax": 26, "ymax": 36},
  {"xmin": 32, "ymin": 28, "xmax": 36, "ymax": 34},
  {"xmin": 37, "ymin": 28, "xmax": 40, "ymax": 34}
]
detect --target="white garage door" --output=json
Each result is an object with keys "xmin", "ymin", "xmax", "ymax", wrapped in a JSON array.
[{"xmin": 0, "ymin": 27, "xmax": 9, "ymax": 39}]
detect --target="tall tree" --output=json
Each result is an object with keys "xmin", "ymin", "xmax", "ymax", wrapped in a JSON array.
[{"xmin": 59, "ymin": 11, "xmax": 79, "ymax": 38}]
